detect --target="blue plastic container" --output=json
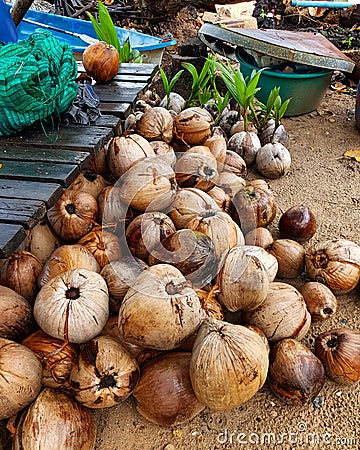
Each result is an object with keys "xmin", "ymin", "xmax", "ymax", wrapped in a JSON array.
[
  {"xmin": 236, "ymin": 50, "xmax": 333, "ymax": 117},
  {"xmin": 5, "ymin": 5, "xmax": 176, "ymax": 55},
  {"xmin": 0, "ymin": 0, "xmax": 18, "ymax": 43}
]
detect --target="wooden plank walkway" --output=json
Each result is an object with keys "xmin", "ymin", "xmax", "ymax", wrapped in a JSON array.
[{"xmin": 0, "ymin": 63, "xmax": 157, "ymax": 258}]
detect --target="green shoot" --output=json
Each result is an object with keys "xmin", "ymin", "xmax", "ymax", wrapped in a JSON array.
[
  {"xmin": 118, "ymin": 38, "xmax": 143, "ymax": 63},
  {"xmin": 256, "ymin": 87, "xmax": 292, "ymax": 135},
  {"xmin": 272, "ymin": 94, "xmax": 292, "ymax": 127},
  {"xmin": 182, "ymin": 55, "xmax": 216, "ymax": 108},
  {"xmin": 159, "ymin": 67, "xmax": 184, "ymax": 109},
  {"xmin": 208, "ymin": 89, "xmax": 231, "ymax": 125},
  {"xmin": 87, "ymin": 1, "xmax": 143, "ymax": 63},
  {"xmin": 216, "ymin": 59, "xmax": 264, "ymax": 131},
  {"xmin": 87, "ymin": 1, "xmax": 120, "ymax": 52},
  {"xmin": 341, "ymin": 36, "xmax": 353, "ymax": 50}
]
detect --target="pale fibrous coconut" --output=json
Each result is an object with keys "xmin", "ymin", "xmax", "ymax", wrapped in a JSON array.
[
  {"xmin": 244, "ymin": 282, "xmax": 311, "ymax": 342},
  {"xmin": 0, "ymin": 338, "xmax": 42, "ymax": 420},
  {"xmin": 175, "ymin": 148, "xmax": 218, "ymax": 191},
  {"xmin": 149, "ymin": 140, "xmax": 177, "ymax": 167},
  {"xmin": 100, "ymin": 256, "xmax": 148, "ymax": 313},
  {"xmin": 77, "ymin": 227, "xmax": 122, "ymax": 268},
  {"xmin": 24, "ymin": 219, "xmax": 61, "ymax": 264},
  {"xmin": 190, "ymin": 318, "xmax": 269, "ymax": 411},
  {"xmin": 227, "ymin": 131, "xmax": 261, "ymax": 166},
  {"xmin": 118, "ymin": 264, "xmax": 203, "ymax": 350},
  {"xmin": 185, "ymin": 209, "xmax": 244, "ymax": 261},
  {"xmin": 69, "ymin": 335, "xmax": 139, "ymax": 408},
  {"xmin": 125, "ymin": 212, "xmax": 176, "ymax": 260},
  {"xmin": 38, "ymin": 244, "xmax": 100, "ymax": 287},
  {"xmin": 47, "ymin": 189, "xmax": 98, "ymax": 242},
  {"xmin": 70, "ymin": 171, "xmax": 107, "ymax": 199},
  {"xmin": 159, "ymin": 92, "xmax": 186, "ymax": 114},
  {"xmin": 34, "ymin": 268, "xmax": 109, "ymax": 344},
  {"xmin": 136, "ymin": 107, "xmax": 174, "ymax": 143},
  {"xmin": 117, "ymin": 157, "xmax": 177, "ymax": 212},
  {"xmin": 0, "ymin": 285, "xmax": 33, "ymax": 342},
  {"xmin": 107, "ymin": 133, "xmax": 155, "ymax": 178},
  {"xmin": 0, "ymin": 250, "xmax": 42, "ymax": 302},
  {"xmin": 259, "ymin": 119, "xmax": 289, "ymax": 147},
  {"xmin": 256, "ymin": 142, "xmax": 291, "ymax": 179},
  {"xmin": 174, "ymin": 107, "xmax": 213, "ymax": 146},
  {"xmin": 217, "ymin": 246, "xmax": 270, "ymax": 312},
  {"xmin": 168, "ymin": 188, "xmax": 220, "ymax": 229},
  {"xmin": 203, "ymin": 135, "xmax": 227, "ymax": 170},
  {"xmin": 13, "ymin": 388, "xmax": 96, "ymax": 449}
]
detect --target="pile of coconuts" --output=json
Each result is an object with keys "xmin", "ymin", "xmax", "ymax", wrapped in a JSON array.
[{"xmin": 0, "ymin": 92, "xmax": 360, "ymax": 448}]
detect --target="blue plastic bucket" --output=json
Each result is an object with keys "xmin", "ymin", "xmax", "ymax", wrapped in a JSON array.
[
  {"xmin": 0, "ymin": 0, "xmax": 18, "ymax": 43},
  {"xmin": 236, "ymin": 50, "xmax": 333, "ymax": 117}
]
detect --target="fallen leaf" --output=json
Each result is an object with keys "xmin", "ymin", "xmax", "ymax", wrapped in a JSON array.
[
  {"xmin": 330, "ymin": 81, "xmax": 347, "ymax": 92},
  {"xmin": 344, "ymin": 150, "xmax": 360, "ymax": 162},
  {"xmin": 173, "ymin": 429, "xmax": 182, "ymax": 438}
]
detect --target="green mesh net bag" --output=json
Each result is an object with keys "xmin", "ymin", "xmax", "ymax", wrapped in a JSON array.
[{"xmin": 0, "ymin": 29, "xmax": 78, "ymax": 136}]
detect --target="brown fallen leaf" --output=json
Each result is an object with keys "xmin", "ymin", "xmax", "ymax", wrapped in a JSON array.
[
  {"xmin": 330, "ymin": 81, "xmax": 347, "ymax": 92},
  {"xmin": 344, "ymin": 149, "xmax": 360, "ymax": 162}
]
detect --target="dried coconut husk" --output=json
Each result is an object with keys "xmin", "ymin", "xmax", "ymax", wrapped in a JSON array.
[{"xmin": 190, "ymin": 318, "xmax": 269, "ymax": 411}]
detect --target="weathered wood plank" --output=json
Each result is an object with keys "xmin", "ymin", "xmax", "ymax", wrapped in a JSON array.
[
  {"xmin": 117, "ymin": 63, "xmax": 158, "ymax": 76},
  {"xmin": 0, "ymin": 160, "xmax": 80, "ymax": 187},
  {"xmin": 0, "ymin": 180, "xmax": 63, "ymax": 208},
  {"xmin": 0, "ymin": 146, "xmax": 91, "ymax": 167},
  {"xmin": 93, "ymin": 88, "xmax": 144, "ymax": 103},
  {"xmin": 112, "ymin": 74, "xmax": 152, "ymax": 83},
  {"xmin": 99, "ymin": 102, "xmax": 132, "ymax": 118},
  {"xmin": 98, "ymin": 81, "xmax": 148, "ymax": 91},
  {"xmin": 0, "ymin": 126, "xmax": 113, "ymax": 154},
  {"xmin": 0, "ymin": 198, "xmax": 46, "ymax": 229},
  {"xmin": 94, "ymin": 114, "xmax": 121, "ymax": 129},
  {"xmin": 77, "ymin": 62, "xmax": 158, "ymax": 77},
  {"xmin": 0, "ymin": 223, "xmax": 27, "ymax": 258}
]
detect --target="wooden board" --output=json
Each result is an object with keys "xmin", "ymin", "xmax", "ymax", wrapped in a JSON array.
[
  {"xmin": 93, "ymin": 87, "xmax": 146, "ymax": 103},
  {"xmin": 99, "ymin": 102, "xmax": 132, "ymax": 117},
  {"xmin": 116, "ymin": 63, "xmax": 158, "ymax": 77},
  {"xmin": 94, "ymin": 114, "xmax": 121, "ymax": 129},
  {"xmin": 0, "ymin": 126, "xmax": 113, "ymax": 154},
  {"xmin": 0, "ymin": 180, "xmax": 63, "ymax": 208},
  {"xmin": 98, "ymin": 80, "xmax": 148, "ymax": 91},
  {"xmin": 0, "ymin": 160, "xmax": 80, "ymax": 187},
  {"xmin": 0, "ymin": 146, "xmax": 91, "ymax": 167},
  {"xmin": 0, "ymin": 198, "xmax": 46, "ymax": 229},
  {"xmin": 77, "ymin": 62, "xmax": 158, "ymax": 78},
  {"xmin": 0, "ymin": 224, "xmax": 27, "ymax": 258},
  {"xmin": 113, "ymin": 74, "xmax": 151, "ymax": 83}
]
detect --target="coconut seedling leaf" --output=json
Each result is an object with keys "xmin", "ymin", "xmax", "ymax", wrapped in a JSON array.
[{"xmin": 344, "ymin": 150, "xmax": 360, "ymax": 162}]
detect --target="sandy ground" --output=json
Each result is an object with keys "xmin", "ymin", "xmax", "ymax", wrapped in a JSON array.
[{"xmin": 94, "ymin": 83, "xmax": 360, "ymax": 449}]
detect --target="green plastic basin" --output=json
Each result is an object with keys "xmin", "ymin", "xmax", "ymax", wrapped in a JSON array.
[{"xmin": 236, "ymin": 51, "xmax": 333, "ymax": 117}]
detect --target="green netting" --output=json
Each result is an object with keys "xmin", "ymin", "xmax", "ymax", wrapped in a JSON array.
[{"xmin": 0, "ymin": 29, "xmax": 78, "ymax": 136}]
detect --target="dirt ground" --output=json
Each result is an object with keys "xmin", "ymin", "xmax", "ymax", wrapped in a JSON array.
[{"xmin": 94, "ymin": 8, "xmax": 360, "ymax": 450}]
